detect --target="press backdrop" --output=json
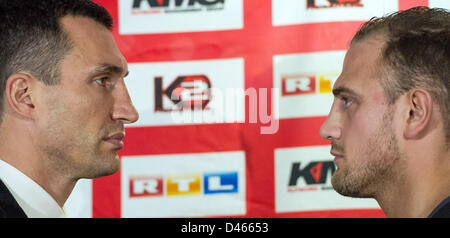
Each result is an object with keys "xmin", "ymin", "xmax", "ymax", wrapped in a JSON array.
[{"xmin": 64, "ymin": 0, "xmax": 449, "ymax": 218}]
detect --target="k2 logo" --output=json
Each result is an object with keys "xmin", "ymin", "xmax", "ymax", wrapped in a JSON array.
[{"xmin": 154, "ymin": 75, "xmax": 211, "ymax": 111}]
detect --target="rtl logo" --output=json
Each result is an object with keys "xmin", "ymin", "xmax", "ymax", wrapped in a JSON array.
[
  {"xmin": 129, "ymin": 172, "xmax": 238, "ymax": 198},
  {"xmin": 281, "ymin": 73, "xmax": 337, "ymax": 96},
  {"xmin": 154, "ymin": 75, "xmax": 211, "ymax": 111},
  {"xmin": 288, "ymin": 161, "xmax": 335, "ymax": 192},
  {"xmin": 129, "ymin": 176, "xmax": 164, "ymax": 197},
  {"xmin": 282, "ymin": 75, "xmax": 316, "ymax": 95}
]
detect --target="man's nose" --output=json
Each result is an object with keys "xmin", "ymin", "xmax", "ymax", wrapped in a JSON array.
[
  {"xmin": 320, "ymin": 108, "xmax": 341, "ymax": 141},
  {"xmin": 111, "ymin": 80, "xmax": 139, "ymax": 124}
]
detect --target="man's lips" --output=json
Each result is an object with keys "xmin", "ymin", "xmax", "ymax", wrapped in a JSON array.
[
  {"xmin": 330, "ymin": 150, "xmax": 343, "ymax": 157},
  {"xmin": 330, "ymin": 150, "xmax": 343, "ymax": 170},
  {"xmin": 104, "ymin": 132, "xmax": 125, "ymax": 149},
  {"xmin": 330, "ymin": 150, "xmax": 344, "ymax": 160}
]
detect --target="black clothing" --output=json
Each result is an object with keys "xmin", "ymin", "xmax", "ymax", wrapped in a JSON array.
[
  {"xmin": 0, "ymin": 180, "xmax": 27, "ymax": 218},
  {"xmin": 428, "ymin": 196, "xmax": 450, "ymax": 218}
]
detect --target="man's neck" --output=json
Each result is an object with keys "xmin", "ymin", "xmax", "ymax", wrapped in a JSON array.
[
  {"xmin": 376, "ymin": 182, "xmax": 449, "ymax": 217},
  {"xmin": 0, "ymin": 129, "xmax": 76, "ymax": 208},
  {"xmin": 375, "ymin": 149, "xmax": 450, "ymax": 217},
  {"xmin": 0, "ymin": 156, "xmax": 77, "ymax": 208}
]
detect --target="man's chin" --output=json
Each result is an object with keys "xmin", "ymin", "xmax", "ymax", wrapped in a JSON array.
[
  {"xmin": 331, "ymin": 172, "xmax": 374, "ymax": 198},
  {"xmin": 83, "ymin": 152, "xmax": 121, "ymax": 179},
  {"xmin": 332, "ymin": 171, "xmax": 359, "ymax": 197},
  {"xmin": 102, "ymin": 153, "xmax": 121, "ymax": 175}
]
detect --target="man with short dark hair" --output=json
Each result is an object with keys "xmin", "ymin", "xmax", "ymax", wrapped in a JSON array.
[
  {"xmin": 320, "ymin": 6, "xmax": 450, "ymax": 218},
  {"xmin": 0, "ymin": 0, "xmax": 139, "ymax": 217}
]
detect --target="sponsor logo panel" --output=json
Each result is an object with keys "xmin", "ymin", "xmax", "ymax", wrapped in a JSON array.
[
  {"xmin": 272, "ymin": 0, "xmax": 398, "ymax": 26},
  {"xmin": 124, "ymin": 58, "xmax": 245, "ymax": 127},
  {"xmin": 275, "ymin": 146, "xmax": 379, "ymax": 213},
  {"xmin": 273, "ymin": 51, "xmax": 345, "ymax": 119},
  {"xmin": 121, "ymin": 151, "xmax": 246, "ymax": 217},
  {"xmin": 119, "ymin": 0, "xmax": 243, "ymax": 34}
]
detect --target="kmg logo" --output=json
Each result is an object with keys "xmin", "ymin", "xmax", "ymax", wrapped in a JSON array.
[
  {"xmin": 306, "ymin": 0, "xmax": 363, "ymax": 9},
  {"xmin": 129, "ymin": 172, "xmax": 238, "ymax": 198},
  {"xmin": 132, "ymin": 0, "xmax": 225, "ymax": 14},
  {"xmin": 133, "ymin": 0, "xmax": 224, "ymax": 8},
  {"xmin": 288, "ymin": 161, "xmax": 335, "ymax": 192}
]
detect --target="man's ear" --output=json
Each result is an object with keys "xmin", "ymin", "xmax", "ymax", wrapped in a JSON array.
[
  {"xmin": 5, "ymin": 73, "xmax": 36, "ymax": 120},
  {"xmin": 404, "ymin": 89, "xmax": 433, "ymax": 140}
]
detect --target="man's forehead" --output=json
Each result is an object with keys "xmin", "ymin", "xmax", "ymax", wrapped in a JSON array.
[
  {"xmin": 60, "ymin": 15, "xmax": 128, "ymax": 76},
  {"xmin": 333, "ymin": 38, "xmax": 387, "ymax": 96},
  {"xmin": 60, "ymin": 15, "xmax": 108, "ymax": 39},
  {"xmin": 345, "ymin": 39, "xmax": 384, "ymax": 68}
]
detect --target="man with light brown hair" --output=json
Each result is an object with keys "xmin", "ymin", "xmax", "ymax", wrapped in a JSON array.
[{"xmin": 320, "ymin": 7, "xmax": 450, "ymax": 217}]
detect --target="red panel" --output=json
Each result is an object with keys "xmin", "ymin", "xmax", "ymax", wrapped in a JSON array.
[
  {"xmin": 121, "ymin": 123, "xmax": 244, "ymax": 156},
  {"xmin": 92, "ymin": 167, "xmax": 121, "ymax": 218}
]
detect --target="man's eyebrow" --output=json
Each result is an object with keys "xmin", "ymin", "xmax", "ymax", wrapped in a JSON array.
[
  {"xmin": 89, "ymin": 63, "xmax": 129, "ymax": 77},
  {"xmin": 332, "ymin": 86, "xmax": 362, "ymax": 98}
]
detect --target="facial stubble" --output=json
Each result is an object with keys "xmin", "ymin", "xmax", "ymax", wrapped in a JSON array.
[
  {"xmin": 331, "ymin": 108, "xmax": 402, "ymax": 198},
  {"xmin": 41, "ymin": 101, "xmax": 121, "ymax": 180}
]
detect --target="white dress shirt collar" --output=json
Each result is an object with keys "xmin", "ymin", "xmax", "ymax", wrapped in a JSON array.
[{"xmin": 0, "ymin": 159, "xmax": 66, "ymax": 218}]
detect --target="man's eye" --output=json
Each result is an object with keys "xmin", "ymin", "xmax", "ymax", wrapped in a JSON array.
[
  {"xmin": 342, "ymin": 97, "xmax": 353, "ymax": 108},
  {"xmin": 95, "ymin": 77, "xmax": 114, "ymax": 88},
  {"xmin": 95, "ymin": 77, "xmax": 107, "ymax": 85}
]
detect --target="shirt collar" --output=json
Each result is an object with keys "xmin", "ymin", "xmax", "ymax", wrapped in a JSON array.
[{"xmin": 0, "ymin": 159, "xmax": 66, "ymax": 218}]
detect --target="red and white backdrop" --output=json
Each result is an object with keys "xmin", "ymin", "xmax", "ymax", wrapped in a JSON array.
[{"xmin": 64, "ymin": 0, "xmax": 450, "ymax": 218}]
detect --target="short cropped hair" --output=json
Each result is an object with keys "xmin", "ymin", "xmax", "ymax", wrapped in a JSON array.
[
  {"xmin": 0, "ymin": 0, "xmax": 113, "ymax": 124},
  {"xmin": 352, "ymin": 7, "xmax": 450, "ymax": 142}
]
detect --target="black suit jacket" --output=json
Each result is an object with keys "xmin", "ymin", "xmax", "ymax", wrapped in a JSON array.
[
  {"xmin": 0, "ymin": 180, "xmax": 27, "ymax": 218},
  {"xmin": 429, "ymin": 197, "xmax": 450, "ymax": 218}
]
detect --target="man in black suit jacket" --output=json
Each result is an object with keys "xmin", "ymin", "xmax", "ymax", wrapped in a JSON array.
[
  {"xmin": 0, "ymin": 0, "xmax": 138, "ymax": 218},
  {"xmin": 320, "ymin": 7, "xmax": 450, "ymax": 218}
]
